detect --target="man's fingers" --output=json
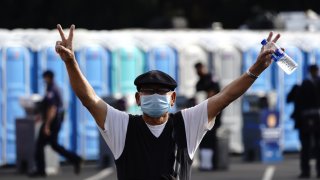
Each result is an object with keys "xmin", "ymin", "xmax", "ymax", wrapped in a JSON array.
[
  {"xmin": 55, "ymin": 41, "xmax": 63, "ymax": 53},
  {"xmin": 272, "ymin": 34, "xmax": 281, "ymax": 43},
  {"xmin": 68, "ymin": 24, "xmax": 75, "ymax": 41},
  {"xmin": 266, "ymin": 31, "xmax": 273, "ymax": 42},
  {"xmin": 55, "ymin": 44, "xmax": 69, "ymax": 54},
  {"xmin": 57, "ymin": 24, "xmax": 67, "ymax": 41},
  {"xmin": 56, "ymin": 41, "xmax": 62, "ymax": 46}
]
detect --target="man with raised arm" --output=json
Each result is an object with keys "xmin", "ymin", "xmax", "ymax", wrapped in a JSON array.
[{"xmin": 55, "ymin": 24, "xmax": 279, "ymax": 180}]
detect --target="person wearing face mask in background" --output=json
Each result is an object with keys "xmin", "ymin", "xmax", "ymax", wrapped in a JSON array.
[{"xmin": 55, "ymin": 24, "xmax": 279, "ymax": 180}]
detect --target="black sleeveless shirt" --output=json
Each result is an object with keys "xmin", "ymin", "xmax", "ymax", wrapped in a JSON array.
[{"xmin": 115, "ymin": 112, "xmax": 192, "ymax": 180}]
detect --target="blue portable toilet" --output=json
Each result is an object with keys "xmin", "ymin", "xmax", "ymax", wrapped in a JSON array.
[
  {"xmin": 75, "ymin": 45, "xmax": 110, "ymax": 160},
  {"xmin": 37, "ymin": 46, "xmax": 72, "ymax": 151},
  {"xmin": 146, "ymin": 45, "xmax": 178, "ymax": 81},
  {"xmin": 275, "ymin": 45, "xmax": 304, "ymax": 152},
  {"xmin": 111, "ymin": 45, "xmax": 145, "ymax": 114},
  {"xmin": 242, "ymin": 45, "xmax": 276, "ymax": 158},
  {"xmin": 242, "ymin": 46, "xmax": 273, "ymax": 94},
  {"xmin": 2, "ymin": 45, "xmax": 32, "ymax": 164}
]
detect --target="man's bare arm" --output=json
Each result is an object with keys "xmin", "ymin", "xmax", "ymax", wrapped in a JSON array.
[
  {"xmin": 207, "ymin": 32, "xmax": 280, "ymax": 121},
  {"xmin": 55, "ymin": 24, "xmax": 107, "ymax": 129}
]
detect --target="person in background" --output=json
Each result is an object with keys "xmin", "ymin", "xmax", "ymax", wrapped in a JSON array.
[
  {"xmin": 55, "ymin": 24, "xmax": 278, "ymax": 180},
  {"xmin": 29, "ymin": 70, "xmax": 83, "ymax": 177},
  {"xmin": 194, "ymin": 62, "xmax": 222, "ymax": 171},
  {"xmin": 296, "ymin": 64, "xmax": 320, "ymax": 179},
  {"xmin": 287, "ymin": 84, "xmax": 301, "ymax": 130}
]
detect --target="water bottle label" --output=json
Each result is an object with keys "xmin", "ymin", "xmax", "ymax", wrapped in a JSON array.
[{"xmin": 278, "ymin": 56, "xmax": 297, "ymax": 71}]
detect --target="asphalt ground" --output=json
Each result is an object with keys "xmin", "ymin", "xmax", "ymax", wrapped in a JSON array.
[{"xmin": 1, "ymin": 153, "xmax": 319, "ymax": 180}]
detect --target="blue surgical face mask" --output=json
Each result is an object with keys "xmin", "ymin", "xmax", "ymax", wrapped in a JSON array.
[{"xmin": 140, "ymin": 94, "xmax": 171, "ymax": 118}]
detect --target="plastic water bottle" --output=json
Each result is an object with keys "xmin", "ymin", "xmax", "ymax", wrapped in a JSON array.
[{"xmin": 261, "ymin": 39, "xmax": 298, "ymax": 75}]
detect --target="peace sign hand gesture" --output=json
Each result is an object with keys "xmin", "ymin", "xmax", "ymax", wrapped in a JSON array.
[
  {"xmin": 250, "ymin": 31, "xmax": 281, "ymax": 75},
  {"xmin": 55, "ymin": 24, "xmax": 75, "ymax": 62}
]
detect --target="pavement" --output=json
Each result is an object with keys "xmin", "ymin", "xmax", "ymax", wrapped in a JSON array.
[{"xmin": 1, "ymin": 153, "xmax": 320, "ymax": 180}]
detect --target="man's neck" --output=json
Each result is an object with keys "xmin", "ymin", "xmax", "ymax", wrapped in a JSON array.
[{"xmin": 142, "ymin": 113, "xmax": 169, "ymax": 125}]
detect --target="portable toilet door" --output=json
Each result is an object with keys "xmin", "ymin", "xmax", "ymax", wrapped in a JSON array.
[
  {"xmin": 211, "ymin": 44, "xmax": 243, "ymax": 153},
  {"xmin": 111, "ymin": 45, "xmax": 145, "ymax": 114},
  {"xmin": 37, "ymin": 46, "xmax": 72, "ymax": 151},
  {"xmin": 178, "ymin": 44, "xmax": 208, "ymax": 98},
  {"xmin": 2, "ymin": 45, "xmax": 31, "ymax": 164},
  {"xmin": 75, "ymin": 45, "xmax": 110, "ymax": 160},
  {"xmin": 275, "ymin": 45, "xmax": 304, "ymax": 152},
  {"xmin": 242, "ymin": 46, "xmax": 273, "ymax": 94},
  {"xmin": 146, "ymin": 44, "xmax": 178, "ymax": 82}
]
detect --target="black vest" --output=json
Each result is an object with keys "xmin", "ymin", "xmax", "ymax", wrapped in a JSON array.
[{"xmin": 115, "ymin": 112, "xmax": 192, "ymax": 180}]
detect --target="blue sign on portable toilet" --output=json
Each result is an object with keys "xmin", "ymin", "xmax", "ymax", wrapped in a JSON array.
[
  {"xmin": 111, "ymin": 45, "xmax": 145, "ymax": 114},
  {"xmin": 2, "ymin": 45, "xmax": 31, "ymax": 164},
  {"xmin": 37, "ymin": 46, "xmax": 72, "ymax": 151},
  {"xmin": 275, "ymin": 45, "xmax": 304, "ymax": 152},
  {"xmin": 75, "ymin": 45, "xmax": 110, "ymax": 160},
  {"xmin": 147, "ymin": 45, "xmax": 178, "ymax": 81},
  {"xmin": 260, "ymin": 110, "xmax": 282, "ymax": 163},
  {"xmin": 243, "ymin": 46, "xmax": 273, "ymax": 93}
]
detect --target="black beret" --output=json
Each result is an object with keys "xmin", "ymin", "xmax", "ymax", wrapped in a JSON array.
[{"xmin": 134, "ymin": 70, "xmax": 177, "ymax": 91}]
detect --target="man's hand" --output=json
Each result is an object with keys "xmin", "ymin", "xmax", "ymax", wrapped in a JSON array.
[
  {"xmin": 55, "ymin": 24, "xmax": 75, "ymax": 62},
  {"xmin": 250, "ymin": 31, "xmax": 281, "ymax": 76}
]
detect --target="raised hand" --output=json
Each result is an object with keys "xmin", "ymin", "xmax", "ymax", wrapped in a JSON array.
[
  {"xmin": 252, "ymin": 31, "xmax": 281, "ymax": 74},
  {"xmin": 55, "ymin": 24, "xmax": 75, "ymax": 62}
]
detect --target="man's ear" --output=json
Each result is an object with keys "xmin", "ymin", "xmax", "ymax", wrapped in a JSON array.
[
  {"xmin": 135, "ymin": 92, "xmax": 141, "ymax": 106},
  {"xmin": 170, "ymin": 91, "xmax": 176, "ymax": 107}
]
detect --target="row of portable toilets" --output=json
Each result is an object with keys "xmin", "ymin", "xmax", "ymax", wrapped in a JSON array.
[{"xmin": 1, "ymin": 29, "xmax": 320, "ymax": 165}]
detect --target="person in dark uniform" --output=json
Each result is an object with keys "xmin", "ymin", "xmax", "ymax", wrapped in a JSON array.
[
  {"xmin": 194, "ymin": 62, "xmax": 219, "ymax": 94},
  {"xmin": 296, "ymin": 64, "xmax": 320, "ymax": 179},
  {"xmin": 287, "ymin": 84, "xmax": 301, "ymax": 130},
  {"xmin": 194, "ymin": 62, "xmax": 222, "ymax": 171},
  {"xmin": 55, "ymin": 24, "xmax": 279, "ymax": 180},
  {"xmin": 30, "ymin": 70, "xmax": 83, "ymax": 177}
]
